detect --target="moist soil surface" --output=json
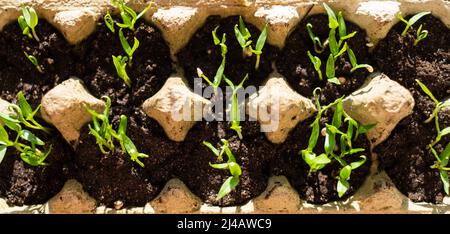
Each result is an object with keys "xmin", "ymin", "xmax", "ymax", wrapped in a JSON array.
[
  {"xmin": 177, "ymin": 15, "xmax": 279, "ymax": 91},
  {"xmin": 178, "ymin": 120, "xmax": 278, "ymax": 206},
  {"xmin": 374, "ymin": 15, "xmax": 450, "ymax": 203},
  {"xmin": 72, "ymin": 19, "xmax": 180, "ymax": 207},
  {"xmin": 271, "ymin": 107, "xmax": 371, "ymax": 204},
  {"xmin": 0, "ymin": 127, "xmax": 72, "ymax": 206},
  {"xmin": 0, "ymin": 20, "xmax": 79, "ymax": 107},
  {"xmin": 276, "ymin": 14, "xmax": 372, "ymax": 104},
  {"xmin": 0, "ymin": 20, "xmax": 75, "ymax": 206},
  {"xmin": 74, "ymin": 19, "xmax": 173, "ymax": 108}
]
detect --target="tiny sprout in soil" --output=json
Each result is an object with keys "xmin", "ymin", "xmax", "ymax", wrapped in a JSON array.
[
  {"xmin": 18, "ymin": 5, "xmax": 40, "ymax": 42},
  {"xmin": 84, "ymin": 96, "xmax": 149, "ymax": 167},
  {"xmin": 24, "ymin": 51, "xmax": 44, "ymax": 74},
  {"xmin": 112, "ymin": 55, "xmax": 131, "ymax": 87},
  {"xmin": 203, "ymin": 139, "xmax": 242, "ymax": 200},
  {"xmin": 197, "ymin": 26, "xmax": 228, "ymax": 91},
  {"xmin": 224, "ymin": 74, "xmax": 248, "ymax": 139},
  {"xmin": 301, "ymin": 88, "xmax": 375, "ymax": 197},
  {"xmin": 306, "ymin": 3, "xmax": 373, "ymax": 85},
  {"xmin": 396, "ymin": 11, "xmax": 431, "ymax": 38},
  {"xmin": 416, "ymin": 79, "xmax": 450, "ymax": 194},
  {"xmin": 107, "ymin": 0, "xmax": 153, "ymax": 32},
  {"xmin": 234, "ymin": 16, "xmax": 268, "ymax": 70},
  {"xmin": 0, "ymin": 92, "xmax": 52, "ymax": 166},
  {"xmin": 119, "ymin": 28, "xmax": 140, "ymax": 66}
]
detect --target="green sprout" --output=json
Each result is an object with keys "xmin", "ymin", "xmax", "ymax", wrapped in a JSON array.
[
  {"xmin": 18, "ymin": 5, "xmax": 40, "ymax": 42},
  {"xmin": 104, "ymin": 12, "xmax": 115, "ymax": 33},
  {"xmin": 203, "ymin": 139, "xmax": 242, "ymax": 200},
  {"xmin": 307, "ymin": 23, "xmax": 325, "ymax": 53},
  {"xmin": 307, "ymin": 51, "xmax": 322, "ymax": 80},
  {"xmin": 119, "ymin": 28, "xmax": 139, "ymax": 66},
  {"xmin": 197, "ymin": 26, "xmax": 228, "ymax": 91},
  {"xmin": 396, "ymin": 11, "xmax": 431, "ymax": 37},
  {"xmin": 307, "ymin": 3, "xmax": 369, "ymax": 85},
  {"xmin": 347, "ymin": 47, "xmax": 373, "ymax": 73},
  {"xmin": 84, "ymin": 96, "xmax": 148, "ymax": 167},
  {"xmin": 110, "ymin": 0, "xmax": 153, "ymax": 31},
  {"xmin": 415, "ymin": 79, "xmax": 450, "ymax": 147},
  {"xmin": 112, "ymin": 55, "xmax": 131, "ymax": 87},
  {"xmin": 24, "ymin": 52, "xmax": 44, "ymax": 74},
  {"xmin": 326, "ymin": 54, "xmax": 340, "ymax": 85},
  {"xmin": 224, "ymin": 74, "xmax": 248, "ymax": 139},
  {"xmin": 416, "ymin": 79, "xmax": 450, "ymax": 194},
  {"xmin": 234, "ymin": 16, "xmax": 268, "ymax": 70},
  {"xmin": 414, "ymin": 24, "xmax": 428, "ymax": 46},
  {"xmin": 234, "ymin": 16, "xmax": 252, "ymax": 55},
  {"xmin": 301, "ymin": 88, "xmax": 375, "ymax": 197},
  {"xmin": 0, "ymin": 92, "xmax": 52, "ymax": 166}
]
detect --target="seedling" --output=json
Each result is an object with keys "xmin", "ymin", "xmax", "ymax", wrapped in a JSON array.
[
  {"xmin": 234, "ymin": 16, "xmax": 252, "ymax": 55},
  {"xmin": 84, "ymin": 96, "xmax": 148, "ymax": 167},
  {"xmin": 307, "ymin": 3, "xmax": 369, "ymax": 86},
  {"xmin": 24, "ymin": 52, "xmax": 44, "ymax": 74},
  {"xmin": 224, "ymin": 74, "xmax": 249, "ymax": 139},
  {"xmin": 0, "ymin": 92, "xmax": 52, "ymax": 166},
  {"xmin": 18, "ymin": 5, "xmax": 40, "ymax": 42},
  {"xmin": 415, "ymin": 79, "xmax": 450, "ymax": 194},
  {"xmin": 234, "ymin": 16, "xmax": 268, "ymax": 70},
  {"xmin": 203, "ymin": 139, "xmax": 242, "ymax": 200},
  {"xmin": 110, "ymin": 0, "xmax": 153, "ymax": 31},
  {"xmin": 307, "ymin": 23, "xmax": 325, "ymax": 53},
  {"xmin": 197, "ymin": 26, "xmax": 228, "ymax": 91},
  {"xmin": 307, "ymin": 51, "xmax": 322, "ymax": 80},
  {"xmin": 119, "ymin": 28, "xmax": 139, "ymax": 66},
  {"xmin": 414, "ymin": 24, "xmax": 428, "ymax": 46},
  {"xmin": 104, "ymin": 12, "xmax": 115, "ymax": 33},
  {"xmin": 300, "ymin": 88, "xmax": 375, "ymax": 197},
  {"xmin": 347, "ymin": 47, "xmax": 373, "ymax": 73},
  {"xmin": 396, "ymin": 11, "xmax": 431, "ymax": 37},
  {"xmin": 112, "ymin": 55, "xmax": 131, "ymax": 87}
]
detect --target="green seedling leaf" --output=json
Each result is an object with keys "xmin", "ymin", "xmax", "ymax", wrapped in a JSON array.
[
  {"xmin": 337, "ymin": 177, "xmax": 349, "ymax": 197},
  {"xmin": 216, "ymin": 176, "xmax": 239, "ymax": 200},
  {"xmin": 338, "ymin": 11, "xmax": 347, "ymax": 38},
  {"xmin": 397, "ymin": 11, "xmax": 431, "ymax": 36},
  {"xmin": 323, "ymin": 3, "xmax": 339, "ymax": 29},
  {"xmin": 350, "ymin": 155, "xmax": 367, "ymax": 169},
  {"xmin": 209, "ymin": 162, "xmax": 229, "ymax": 170},
  {"xmin": 357, "ymin": 123, "xmax": 376, "ymax": 134},
  {"xmin": 440, "ymin": 170, "xmax": 449, "ymax": 195},
  {"xmin": 326, "ymin": 54, "xmax": 336, "ymax": 81},
  {"xmin": 203, "ymin": 141, "xmax": 220, "ymax": 158},
  {"xmin": 104, "ymin": 12, "xmax": 115, "ymax": 32},
  {"xmin": 112, "ymin": 55, "xmax": 131, "ymax": 87},
  {"xmin": 122, "ymin": 133, "xmax": 148, "ymax": 167},
  {"xmin": 329, "ymin": 28, "xmax": 339, "ymax": 56},
  {"xmin": 212, "ymin": 26, "xmax": 221, "ymax": 45},
  {"xmin": 24, "ymin": 52, "xmax": 44, "ymax": 74},
  {"xmin": 119, "ymin": 29, "xmax": 139, "ymax": 64},
  {"xmin": 20, "ymin": 130, "xmax": 45, "ymax": 146},
  {"xmin": 334, "ymin": 42, "xmax": 347, "ymax": 59},
  {"xmin": 307, "ymin": 51, "xmax": 323, "ymax": 80},
  {"xmin": 440, "ymin": 142, "xmax": 450, "ymax": 166},
  {"xmin": 0, "ymin": 145, "xmax": 6, "ymax": 165},
  {"xmin": 415, "ymin": 79, "xmax": 438, "ymax": 105},
  {"xmin": 18, "ymin": 5, "xmax": 40, "ymax": 41},
  {"xmin": 228, "ymin": 161, "xmax": 242, "ymax": 176},
  {"xmin": 414, "ymin": 24, "xmax": 428, "ymax": 46},
  {"xmin": 340, "ymin": 165, "xmax": 352, "ymax": 180}
]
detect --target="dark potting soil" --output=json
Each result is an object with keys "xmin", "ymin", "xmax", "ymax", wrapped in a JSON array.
[
  {"xmin": 271, "ymin": 111, "xmax": 372, "ymax": 204},
  {"xmin": 276, "ymin": 14, "xmax": 372, "ymax": 104},
  {"xmin": 72, "ymin": 19, "xmax": 178, "ymax": 207},
  {"xmin": 74, "ymin": 106, "xmax": 183, "ymax": 207},
  {"xmin": 178, "ymin": 120, "xmax": 278, "ymax": 206},
  {"xmin": 373, "ymin": 15, "xmax": 450, "ymax": 203},
  {"xmin": 74, "ymin": 19, "xmax": 173, "ymax": 108},
  {"xmin": 177, "ymin": 15, "xmax": 279, "ymax": 91},
  {"xmin": 0, "ymin": 129, "xmax": 72, "ymax": 206},
  {"xmin": 0, "ymin": 20, "xmax": 79, "ymax": 107}
]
